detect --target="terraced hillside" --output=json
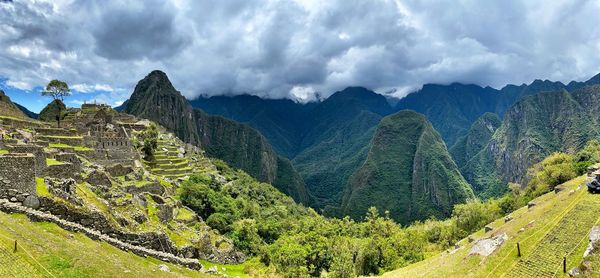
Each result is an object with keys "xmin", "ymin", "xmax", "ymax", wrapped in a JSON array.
[
  {"xmin": 0, "ymin": 212, "xmax": 209, "ymax": 277},
  {"xmin": 383, "ymin": 176, "xmax": 600, "ymax": 277}
]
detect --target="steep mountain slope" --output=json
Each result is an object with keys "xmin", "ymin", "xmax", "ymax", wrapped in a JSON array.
[
  {"xmin": 190, "ymin": 95, "xmax": 315, "ymax": 158},
  {"xmin": 0, "ymin": 90, "xmax": 27, "ymax": 119},
  {"xmin": 341, "ymin": 110, "xmax": 474, "ymax": 224},
  {"xmin": 191, "ymin": 87, "xmax": 394, "ymax": 211},
  {"xmin": 293, "ymin": 87, "xmax": 392, "ymax": 210},
  {"xmin": 463, "ymin": 88, "xmax": 600, "ymax": 197},
  {"xmin": 396, "ymin": 83, "xmax": 499, "ymax": 146},
  {"xmin": 122, "ymin": 70, "xmax": 309, "ymax": 204},
  {"xmin": 450, "ymin": 112, "xmax": 501, "ymax": 169}
]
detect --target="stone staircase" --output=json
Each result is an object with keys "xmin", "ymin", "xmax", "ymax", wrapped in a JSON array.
[{"xmin": 145, "ymin": 140, "xmax": 194, "ymax": 179}]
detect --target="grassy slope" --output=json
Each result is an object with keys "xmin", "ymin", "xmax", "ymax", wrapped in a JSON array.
[
  {"xmin": 0, "ymin": 213, "xmax": 209, "ymax": 278},
  {"xmin": 383, "ymin": 175, "xmax": 600, "ymax": 277}
]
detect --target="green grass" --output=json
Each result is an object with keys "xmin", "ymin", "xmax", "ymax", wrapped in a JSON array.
[
  {"xmin": 49, "ymin": 143, "xmax": 94, "ymax": 151},
  {"xmin": 40, "ymin": 135, "xmax": 83, "ymax": 139},
  {"xmin": 200, "ymin": 259, "xmax": 250, "ymax": 278},
  {"xmin": 46, "ymin": 158, "xmax": 64, "ymax": 166},
  {"xmin": 35, "ymin": 177, "xmax": 50, "ymax": 197},
  {"xmin": 0, "ymin": 150, "xmax": 8, "ymax": 155},
  {"xmin": 49, "ymin": 143, "xmax": 71, "ymax": 148},
  {"xmin": 383, "ymin": 176, "xmax": 598, "ymax": 278},
  {"xmin": 0, "ymin": 212, "xmax": 209, "ymax": 277},
  {"xmin": 175, "ymin": 208, "xmax": 196, "ymax": 221}
]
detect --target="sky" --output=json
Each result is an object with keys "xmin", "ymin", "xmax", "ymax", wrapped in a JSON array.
[{"xmin": 1, "ymin": 0, "xmax": 600, "ymax": 113}]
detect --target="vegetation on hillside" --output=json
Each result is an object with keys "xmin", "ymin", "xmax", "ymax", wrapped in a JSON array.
[{"xmin": 342, "ymin": 110, "xmax": 474, "ymax": 224}]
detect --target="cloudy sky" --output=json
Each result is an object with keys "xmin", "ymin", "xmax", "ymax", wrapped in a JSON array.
[{"xmin": 1, "ymin": 0, "xmax": 600, "ymax": 112}]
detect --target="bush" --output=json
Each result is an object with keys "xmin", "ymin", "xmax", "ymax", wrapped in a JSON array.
[
  {"xmin": 206, "ymin": 213, "xmax": 233, "ymax": 233},
  {"xmin": 527, "ymin": 152, "xmax": 577, "ymax": 196}
]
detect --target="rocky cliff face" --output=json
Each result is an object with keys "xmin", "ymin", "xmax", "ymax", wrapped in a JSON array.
[
  {"xmin": 0, "ymin": 90, "xmax": 27, "ymax": 119},
  {"xmin": 123, "ymin": 70, "xmax": 309, "ymax": 204},
  {"xmin": 464, "ymin": 87, "xmax": 600, "ymax": 197},
  {"xmin": 450, "ymin": 112, "xmax": 501, "ymax": 168},
  {"xmin": 341, "ymin": 110, "xmax": 474, "ymax": 224}
]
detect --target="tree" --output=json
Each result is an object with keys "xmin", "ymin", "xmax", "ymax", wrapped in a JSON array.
[
  {"xmin": 42, "ymin": 80, "xmax": 71, "ymax": 101},
  {"xmin": 41, "ymin": 80, "xmax": 70, "ymax": 127}
]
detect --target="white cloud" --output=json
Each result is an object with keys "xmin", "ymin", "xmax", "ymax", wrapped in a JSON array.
[
  {"xmin": 71, "ymin": 83, "xmax": 114, "ymax": 93},
  {"xmin": 0, "ymin": 0, "xmax": 599, "ymax": 101}
]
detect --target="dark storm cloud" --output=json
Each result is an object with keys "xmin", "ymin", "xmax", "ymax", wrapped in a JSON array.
[
  {"xmin": 89, "ymin": 1, "xmax": 190, "ymax": 60},
  {"xmin": 0, "ymin": 0, "xmax": 600, "ymax": 104}
]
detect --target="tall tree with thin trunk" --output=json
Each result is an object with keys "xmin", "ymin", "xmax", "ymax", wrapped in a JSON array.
[{"xmin": 42, "ymin": 80, "xmax": 70, "ymax": 127}]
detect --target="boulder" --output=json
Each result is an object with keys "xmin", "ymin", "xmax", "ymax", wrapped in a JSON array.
[
  {"xmin": 484, "ymin": 225, "xmax": 493, "ymax": 232},
  {"xmin": 468, "ymin": 233, "xmax": 508, "ymax": 257},
  {"xmin": 527, "ymin": 201, "xmax": 536, "ymax": 209},
  {"xmin": 569, "ymin": 267, "xmax": 581, "ymax": 277},
  {"xmin": 23, "ymin": 195, "xmax": 40, "ymax": 209},
  {"xmin": 504, "ymin": 215, "xmax": 513, "ymax": 223},
  {"xmin": 158, "ymin": 264, "xmax": 170, "ymax": 272},
  {"xmin": 584, "ymin": 226, "xmax": 600, "ymax": 257}
]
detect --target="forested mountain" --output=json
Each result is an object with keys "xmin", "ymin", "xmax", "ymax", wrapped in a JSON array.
[
  {"xmin": 191, "ymin": 95, "xmax": 316, "ymax": 158},
  {"xmin": 193, "ymin": 87, "xmax": 393, "ymax": 211},
  {"xmin": 122, "ymin": 70, "xmax": 309, "ymax": 204},
  {"xmin": 450, "ymin": 112, "xmax": 502, "ymax": 169},
  {"xmin": 463, "ymin": 85, "xmax": 600, "ymax": 198},
  {"xmin": 189, "ymin": 73, "xmax": 600, "ymax": 215},
  {"xmin": 341, "ymin": 110, "xmax": 474, "ymax": 224},
  {"xmin": 396, "ymin": 73, "xmax": 600, "ymax": 146}
]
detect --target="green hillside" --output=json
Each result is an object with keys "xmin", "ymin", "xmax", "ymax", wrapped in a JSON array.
[
  {"xmin": 450, "ymin": 112, "xmax": 501, "ymax": 169},
  {"xmin": 383, "ymin": 175, "xmax": 600, "ymax": 277},
  {"xmin": 463, "ymin": 89, "xmax": 600, "ymax": 198},
  {"xmin": 342, "ymin": 110, "xmax": 474, "ymax": 224},
  {"xmin": 0, "ymin": 213, "xmax": 209, "ymax": 278}
]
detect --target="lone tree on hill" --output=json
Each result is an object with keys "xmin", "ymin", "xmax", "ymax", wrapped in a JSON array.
[
  {"xmin": 41, "ymin": 79, "xmax": 71, "ymax": 127},
  {"xmin": 42, "ymin": 79, "xmax": 71, "ymax": 101}
]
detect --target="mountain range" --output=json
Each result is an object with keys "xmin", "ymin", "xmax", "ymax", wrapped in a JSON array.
[{"xmin": 121, "ymin": 71, "xmax": 600, "ymax": 224}]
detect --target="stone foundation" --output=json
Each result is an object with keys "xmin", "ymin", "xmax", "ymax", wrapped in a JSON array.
[
  {"xmin": 7, "ymin": 144, "xmax": 47, "ymax": 174},
  {"xmin": 0, "ymin": 153, "xmax": 36, "ymax": 197}
]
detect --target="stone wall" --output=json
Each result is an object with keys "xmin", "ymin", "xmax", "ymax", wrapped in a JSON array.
[
  {"xmin": 34, "ymin": 127, "xmax": 78, "ymax": 137},
  {"xmin": 107, "ymin": 164, "xmax": 133, "ymax": 176},
  {"xmin": 0, "ymin": 153, "xmax": 36, "ymax": 198},
  {"xmin": 55, "ymin": 152, "xmax": 81, "ymax": 172},
  {"xmin": 0, "ymin": 117, "xmax": 44, "ymax": 129},
  {"xmin": 97, "ymin": 137, "xmax": 132, "ymax": 149},
  {"xmin": 7, "ymin": 144, "xmax": 46, "ymax": 174},
  {"xmin": 38, "ymin": 135, "xmax": 84, "ymax": 146},
  {"xmin": 44, "ymin": 162, "xmax": 81, "ymax": 180}
]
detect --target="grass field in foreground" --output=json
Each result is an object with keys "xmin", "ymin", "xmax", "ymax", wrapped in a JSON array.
[
  {"xmin": 383, "ymin": 176, "xmax": 600, "ymax": 278},
  {"xmin": 0, "ymin": 212, "xmax": 211, "ymax": 278}
]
